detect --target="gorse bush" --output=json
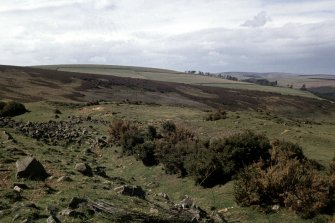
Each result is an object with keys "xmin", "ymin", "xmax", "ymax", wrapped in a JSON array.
[
  {"xmin": 183, "ymin": 131, "xmax": 271, "ymax": 187},
  {"xmin": 108, "ymin": 120, "xmax": 271, "ymax": 187},
  {"xmin": 108, "ymin": 119, "xmax": 335, "ymax": 217},
  {"xmin": 0, "ymin": 101, "xmax": 27, "ymax": 117},
  {"xmin": 234, "ymin": 141, "xmax": 334, "ymax": 218}
]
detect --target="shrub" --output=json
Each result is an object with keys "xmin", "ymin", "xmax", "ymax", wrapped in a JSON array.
[
  {"xmin": 0, "ymin": 101, "xmax": 5, "ymax": 110},
  {"xmin": 161, "ymin": 121, "xmax": 176, "ymax": 134},
  {"xmin": 156, "ymin": 138, "xmax": 194, "ymax": 176},
  {"xmin": 108, "ymin": 120, "xmax": 133, "ymax": 143},
  {"xmin": 234, "ymin": 144, "xmax": 334, "ymax": 218},
  {"xmin": 119, "ymin": 127, "xmax": 144, "ymax": 155},
  {"xmin": 184, "ymin": 146, "xmax": 225, "ymax": 187},
  {"xmin": 209, "ymin": 130, "xmax": 270, "ymax": 181},
  {"xmin": 270, "ymin": 139, "xmax": 305, "ymax": 164},
  {"xmin": 136, "ymin": 141, "xmax": 158, "ymax": 166},
  {"xmin": 0, "ymin": 101, "xmax": 27, "ymax": 117},
  {"xmin": 108, "ymin": 120, "xmax": 145, "ymax": 155},
  {"xmin": 146, "ymin": 125, "xmax": 157, "ymax": 141},
  {"xmin": 205, "ymin": 109, "xmax": 227, "ymax": 121},
  {"xmin": 54, "ymin": 109, "xmax": 62, "ymax": 114}
]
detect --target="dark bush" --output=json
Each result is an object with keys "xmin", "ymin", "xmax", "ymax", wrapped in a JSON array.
[
  {"xmin": 136, "ymin": 141, "xmax": 158, "ymax": 166},
  {"xmin": 0, "ymin": 101, "xmax": 27, "ymax": 117},
  {"xmin": 205, "ymin": 109, "xmax": 227, "ymax": 121},
  {"xmin": 156, "ymin": 139, "xmax": 194, "ymax": 176},
  {"xmin": 54, "ymin": 109, "xmax": 62, "ymax": 114},
  {"xmin": 108, "ymin": 120, "xmax": 145, "ymax": 155},
  {"xmin": 161, "ymin": 121, "xmax": 176, "ymax": 134},
  {"xmin": 146, "ymin": 125, "xmax": 157, "ymax": 140},
  {"xmin": 0, "ymin": 101, "xmax": 5, "ymax": 110},
  {"xmin": 120, "ymin": 127, "xmax": 144, "ymax": 155},
  {"xmin": 210, "ymin": 130, "xmax": 270, "ymax": 179},
  {"xmin": 185, "ymin": 146, "xmax": 224, "ymax": 187}
]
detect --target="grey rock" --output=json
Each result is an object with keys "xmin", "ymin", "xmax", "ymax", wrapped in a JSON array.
[
  {"xmin": 13, "ymin": 182, "xmax": 29, "ymax": 189},
  {"xmin": 114, "ymin": 185, "xmax": 145, "ymax": 198},
  {"xmin": 16, "ymin": 156, "xmax": 48, "ymax": 180},
  {"xmin": 74, "ymin": 163, "xmax": 93, "ymax": 177},
  {"xmin": 68, "ymin": 197, "xmax": 87, "ymax": 209},
  {"xmin": 56, "ymin": 176, "xmax": 72, "ymax": 183},
  {"xmin": 59, "ymin": 208, "xmax": 84, "ymax": 218},
  {"xmin": 179, "ymin": 196, "xmax": 194, "ymax": 209},
  {"xmin": 46, "ymin": 215, "xmax": 61, "ymax": 223}
]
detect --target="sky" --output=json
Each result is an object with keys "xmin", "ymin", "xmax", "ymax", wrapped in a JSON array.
[{"xmin": 0, "ymin": 0, "xmax": 334, "ymax": 74}]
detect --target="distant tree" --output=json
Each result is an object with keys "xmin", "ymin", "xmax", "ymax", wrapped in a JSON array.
[{"xmin": 300, "ymin": 84, "xmax": 307, "ymax": 91}]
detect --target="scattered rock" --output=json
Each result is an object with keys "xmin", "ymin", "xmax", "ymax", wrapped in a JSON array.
[
  {"xmin": 74, "ymin": 163, "xmax": 93, "ymax": 177},
  {"xmin": 46, "ymin": 205, "xmax": 58, "ymax": 216},
  {"xmin": 149, "ymin": 208, "xmax": 159, "ymax": 214},
  {"xmin": 13, "ymin": 182, "xmax": 29, "ymax": 189},
  {"xmin": 59, "ymin": 208, "xmax": 86, "ymax": 218},
  {"xmin": 114, "ymin": 185, "xmax": 146, "ymax": 198},
  {"xmin": 56, "ymin": 176, "xmax": 72, "ymax": 183},
  {"xmin": 13, "ymin": 186, "xmax": 22, "ymax": 193},
  {"xmin": 1, "ymin": 130, "xmax": 16, "ymax": 142},
  {"xmin": 16, "ymin": 156, "xmax": 48, "ymax": 180},
  {"xmin": 46, "ymin": 215, "xmax": 61, "ymax": 223},
  {"xmin": 272, "ymin": 204, "xmax": 280, "ymax": 211},
  {"xmin": 178, "ymin": 196, "xmax": 194, "ymax": 209},
  {"xmin": 68, "ymin": 197, "xmax": 88, "ymax": 209},
  {"xmin": 93, "ymin": 166, "xmax": 108, "ymax": 178},
  {"xmin": 156, "ymin": 192, "xmax": 170, "ymax": 200}
]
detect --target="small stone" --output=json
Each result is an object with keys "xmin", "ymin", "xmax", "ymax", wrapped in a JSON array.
[
  {"xmin": 47, "ymin": 215, "xmax": 61, "ymax": 223},
  {"xmin": 13, "ymin": 186, "xmax": 22, "ymax": 193},
  {"xmin": 179, "ymin": 196, "xmax": 194, "ymax": 209},
  {"xmin": 59, "ymin": 208, "xmax": 84, "ymax": 218},
  {"xmin": 57, "ymin": 176, "xmax": 72, "ymax": 183},
  {"xmin": 68, "ymin": 197, "xmax": 87, "ymax": 209},
  {"xmin": 272, "ymin": 204, "xmax": 280, "ymax": 211},
  {"xmin": 13, "ymin": 183, "xmax": 29, "ymax": 189},
  {"xmin": 149, "ymin": 208, "xmax": 159, "ymax": 214},
  {"xmin": 156, "ymin": 192, "xmax": 169, "ymax": 200},
  {"xmin": 74, "ymin": 163, "xmax": 93, "ymax": 177}
]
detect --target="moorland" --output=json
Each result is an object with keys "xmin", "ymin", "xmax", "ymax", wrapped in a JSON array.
[{"xmin": 0, "ymin": 64, "xmax": 335, "ymax": 223}]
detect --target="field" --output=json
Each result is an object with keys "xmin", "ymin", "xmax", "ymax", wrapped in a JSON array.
[{"xmin": 1, "ymin": 65, "xmax": 335, "ymax": 222}]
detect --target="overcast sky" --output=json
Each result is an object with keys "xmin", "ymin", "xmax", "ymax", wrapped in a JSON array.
[{"xmin": 0, "ymin": 0, "xmax": 334, "ymax": 74}]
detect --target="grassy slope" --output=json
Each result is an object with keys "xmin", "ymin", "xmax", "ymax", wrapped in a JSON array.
[
  {"xmin": 1, "ymin": 101, "xmax": 334, "ymax": 222},
  {"xmin": 34, "ymin": 65, "xmax": 319, "ymax": 99},
  {"xmin": 1, "ymin": 65, "xmax": 335, "ymax": 222}
]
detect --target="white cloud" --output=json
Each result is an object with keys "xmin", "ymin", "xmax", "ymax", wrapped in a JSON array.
[
  {"xmin": 0, "ymin": 0, "xmax": 334, "ymax": 74},
  {"xmin": 242, "ymin": 11, "xmax": 271, "ymax": 27}
]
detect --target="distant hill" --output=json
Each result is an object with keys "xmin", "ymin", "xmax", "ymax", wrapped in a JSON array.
[
  {"xmin": 0, "ymin": 64, "xmax": 334, "ymax": 116},
  {"xmin": 34, "ymin": 64, "xmax": 318, "ymax": 99}
]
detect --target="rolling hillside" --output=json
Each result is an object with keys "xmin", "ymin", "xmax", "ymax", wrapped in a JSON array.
[{"xmin": 34, "ymin": 64, "xmax": 319, "ymax": 99}]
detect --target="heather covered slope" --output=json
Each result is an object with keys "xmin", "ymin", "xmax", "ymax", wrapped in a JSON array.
[{"xmin": 0, "ymin": 65, "xmax": 333, "ymax": 116}]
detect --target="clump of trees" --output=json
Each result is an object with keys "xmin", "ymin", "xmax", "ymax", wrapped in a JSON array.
[
  {"xmin": 243, "ymin": 78, "xmax": 278, "ymax": 86},
  {"xmin": 0, "ymin": 101, "xmax": 27, "ymax": 117}
]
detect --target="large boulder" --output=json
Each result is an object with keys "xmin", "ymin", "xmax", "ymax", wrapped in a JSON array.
[{"xmin": 16, "ymin": 156, "xmax": 48, "ymax": 180}]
